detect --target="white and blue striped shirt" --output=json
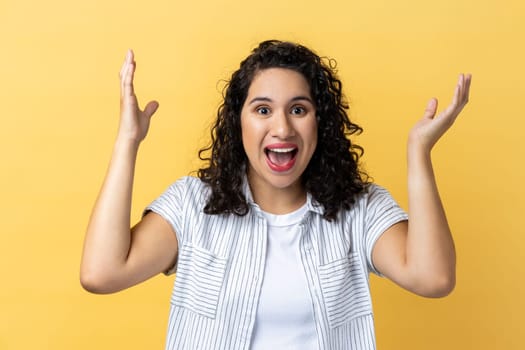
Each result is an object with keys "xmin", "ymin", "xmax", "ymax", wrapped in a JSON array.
[{"xmin": 146, "ymin": 176, "xmax": 408, "ymax": 350}]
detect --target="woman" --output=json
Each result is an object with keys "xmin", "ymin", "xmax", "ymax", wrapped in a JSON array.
[{"xmin": 81, "ymin": 40, "xmax": 471, "ymax": 349}]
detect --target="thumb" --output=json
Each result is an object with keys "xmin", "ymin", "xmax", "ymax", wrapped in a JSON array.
[
  {"xmin": 143, "ymin": 100, "xmax": 159, "ymax": 119},
  {"xmin": 422, "ymin": 98, "xmax": 438, "ymax": 120}
]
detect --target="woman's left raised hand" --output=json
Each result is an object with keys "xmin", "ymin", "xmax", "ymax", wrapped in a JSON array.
[{"xmin": 408, "ymin": 74, "xmax": 472, "ymax": 153}]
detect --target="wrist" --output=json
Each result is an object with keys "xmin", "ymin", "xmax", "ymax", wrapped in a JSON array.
[
  {"xmin": 407, "ymin": 136, "xmax": 433, "ymax": 158},
  {"xmin": 114, "ymin": 135, "xmax": 141, "ymax": 154},
  {"xmin": 407, "ymin": 141, "xmax": 433, "ymax": 170}
]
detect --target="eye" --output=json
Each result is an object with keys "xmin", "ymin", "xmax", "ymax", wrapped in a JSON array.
[
  {"xmin": 256, "ymin": 106, "xmax": 271, "ymax": 115},
  {"xmin": 291, "ymin": 106, "xmax": 306, "ymax": 115}
]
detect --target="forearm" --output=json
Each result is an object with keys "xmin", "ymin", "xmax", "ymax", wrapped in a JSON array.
[
  {"xmin": 81, "ymin": 138, "xmax": 140, "ymax": 286},
  {"xmin": 405, "ymin": 146, "xmax": 456, "ymax": 295}
]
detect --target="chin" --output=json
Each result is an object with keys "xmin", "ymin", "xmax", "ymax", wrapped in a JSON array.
[{"xmin": 265, "ymin": 172, "xmax": 303, "ymax": 190}]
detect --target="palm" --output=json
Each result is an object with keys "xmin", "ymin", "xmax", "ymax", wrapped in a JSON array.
[{"xmin": 409, "ymin": 74, "xmax": 472, "ymax": 151}]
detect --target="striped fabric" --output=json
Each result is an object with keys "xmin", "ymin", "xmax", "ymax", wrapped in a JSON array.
[{"xmin": 146, "ymin": 176, "xmax": 408, "ymax": 350}]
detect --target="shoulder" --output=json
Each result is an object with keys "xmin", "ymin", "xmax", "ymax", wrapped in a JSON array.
[
  {"xmin": 363, "ymin": 183, "xmax": 391, "ymax": 197},
  {"xmin": 166, "ymin": 176, "xmax": 210, "ymax": 199},
  {"xmin": 170, "ymin": 175, "xmax": 204, "ymax": 188},
  {"xmin": 336, "ymin": 183, "xmax": 406, "ymax": 226},
  {"xmin": 147, "ymin": 176, "xmax": 210, "ymax": 216},
  {"xmin": 343, "ymin": 183, "xmax": 396, "ymax": 212},
  {"xmin": 359, "ymin": 183, "xmax": 408, "ymax": 227},
  {"xmin": 362, "ymin": 183, "xmax": 397, "ymax": 204}
]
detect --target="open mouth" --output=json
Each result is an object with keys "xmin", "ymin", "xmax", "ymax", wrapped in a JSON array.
[{"xmin": 264, "ymin": 146, "xmax": 298, "ymax": 172}]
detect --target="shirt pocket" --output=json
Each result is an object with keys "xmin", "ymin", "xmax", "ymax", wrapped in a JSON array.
[
  {"xmin": 318, "ymin": 252, "xmax": 373, "ymax": 329},
  {"xmin": 170, "ymin": 242, "xmax": 228, "ymax": 319}
]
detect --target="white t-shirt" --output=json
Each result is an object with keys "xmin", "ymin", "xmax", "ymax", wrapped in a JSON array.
[{"xmin": 250, "ymin": 203, "xmax": 318, "ymax": 350}]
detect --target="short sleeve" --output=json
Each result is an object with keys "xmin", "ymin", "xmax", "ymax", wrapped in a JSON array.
[
  {"xmin": 364, "ymin": 184, "xmax": 408, "ymax": 276},
  {"xmin": 144, "ymin": 177, "xmax": 190, "ymax": 275}
]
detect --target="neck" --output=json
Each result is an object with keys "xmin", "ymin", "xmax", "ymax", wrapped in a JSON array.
[{"xmin": 247, "ymin": 174, "xmax": 307, "ymax": 215}]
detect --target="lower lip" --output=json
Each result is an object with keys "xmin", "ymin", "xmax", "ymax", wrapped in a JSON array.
[{"xmin": 266, "ymin": 155, "xmax": 297, "ymax": 172}]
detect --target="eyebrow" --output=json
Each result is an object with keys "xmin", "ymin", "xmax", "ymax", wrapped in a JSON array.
[{"xmin": 248, "ymin": 96, "xmax": 314, "ymax": 105}]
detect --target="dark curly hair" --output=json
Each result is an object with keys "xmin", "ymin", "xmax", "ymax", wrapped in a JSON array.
[{"xmin": 198, "ymin": 40, "xmax": 369, "ymax": 221}]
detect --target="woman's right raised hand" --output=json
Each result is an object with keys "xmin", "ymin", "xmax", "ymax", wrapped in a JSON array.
[
  {"xmin": 80, "ymin": 50, "xmax": 176, "ymax": 294},
  {"xmin": 118, "ymin": 50, "xmax": 159, "ymax": 144}
]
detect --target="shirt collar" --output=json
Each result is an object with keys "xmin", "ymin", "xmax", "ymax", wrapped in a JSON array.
[{"xmin": 242, "ymin": 175, "xmax": 324, "ymax": 216}]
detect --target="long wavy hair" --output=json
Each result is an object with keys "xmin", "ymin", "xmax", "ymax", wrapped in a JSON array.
[{"xmin": 198, "ymin": 40, "xmax": 369, "ymax": 221}]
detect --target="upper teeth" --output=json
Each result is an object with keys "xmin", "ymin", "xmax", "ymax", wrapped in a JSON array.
[{"xmin": 268, "ymin": 148, "xmax": 295, "ymax": 153}]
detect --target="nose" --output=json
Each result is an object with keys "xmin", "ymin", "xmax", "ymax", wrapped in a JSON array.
[{"xmin": 270, "ymin": 109, "xmax": 295, "ymax": 139}]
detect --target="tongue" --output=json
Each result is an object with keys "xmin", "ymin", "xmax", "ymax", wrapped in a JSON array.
[{"xmin": 268, "ymin": 150, "xmax": 293, "ymax": 165}]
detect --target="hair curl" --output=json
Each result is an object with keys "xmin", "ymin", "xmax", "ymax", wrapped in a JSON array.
[{"xmin": 198, "ymin": 40, "xmax": 369, "ymax": 220}]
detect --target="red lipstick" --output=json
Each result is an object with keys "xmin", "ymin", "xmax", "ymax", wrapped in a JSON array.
[{"xmin": 264, "ymin": 143, "xmax": 298, "ymax": 172}]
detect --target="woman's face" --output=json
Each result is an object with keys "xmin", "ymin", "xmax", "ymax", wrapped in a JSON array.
[{"xmin": 240, "ymin": 68, "xmax": 318, "ymax": 194}]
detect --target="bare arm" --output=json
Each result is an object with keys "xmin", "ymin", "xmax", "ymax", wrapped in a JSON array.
[
  {"xmin": 373, "ymin": 74, "xmax": 472, "ymax": 297},
  {"xmin": 80, "ymin": 50, "xmax": 177, "ymax": 294}
]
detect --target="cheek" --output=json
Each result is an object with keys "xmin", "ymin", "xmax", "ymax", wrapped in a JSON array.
[
  {"xmin": 240, "ymin": 117, "xmax": 259, "ymax": 154},
  {"xmin": 306, "ymin": 121, "xmax": 319, "ymax": 150},
  {"xmin": 240, "ymin": 130, "xmax": 250, "ymax": 155},
  {"xmin": 241, "ymin": 117, "xmax": 266, "ymax": 141},
  {"xmin": 240, "ymin": 114, "xmax": 249, "ymax": 142}
]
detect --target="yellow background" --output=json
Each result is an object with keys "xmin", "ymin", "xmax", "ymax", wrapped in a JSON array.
[{"xmin": 1, "ymin": 0, "xmax": 523, "ymax": 349}]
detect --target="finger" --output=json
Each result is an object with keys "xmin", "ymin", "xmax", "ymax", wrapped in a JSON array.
[
  {"xmin": 120, "ymin": 51, "xmax": 130, "ymax": 97},
  {"xmin": 143, "ymin": 101, "xmax": 159, "ymax": 119},
  {"xmin": 120, "ymin": 63, "xmax": 129, "ymax": 98},
  {"xmin": 119, "ymin": 49, "xmax": 133, "ymax": 87},
  {"xmin": 462, "ymin": 73, "xmax": 472, "ymax": 104},
  {"xmin": 119, "ymin": 50, "xmax": 130, "ymax": 79},
  {"xmin": 449, "ymin": 73, "xmax": 471, "ymax": 115},
  {"xmin": 440, "ymin": 76, "xmax": 469, "ymax": 123},
  {"xmin": 451, "ymin": 74, "xmax": 462, "ymax": 108},
  {"xmin": 456, "ymin": 74, "xmax": 464, "ymax": 104},
  {"xmin": 122, "ymin": 54, "xmax": 136, "ymax": 98},
  {"xmin": 120, "ymin": 50, "xmax": 136, "ymax": 97},
  {"xmin": 458, "ymin": 73, "xmax": 468, "ymax": 105},
  {"xmin": 119, "ymin": 60, "xmax": 125, "ymax": 81},
  {"xmin": 422, "ymin": 98, "xmax": 438, "ymax": 120}
]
